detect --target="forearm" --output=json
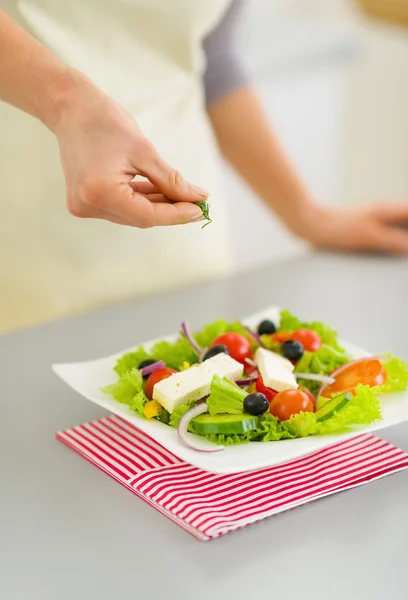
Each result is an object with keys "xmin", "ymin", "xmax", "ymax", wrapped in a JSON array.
[
  {"xmin": 207, "ymin": 86, "xmax": 320, "ymax": 236},
  {"xmin": 0, "ymin": 9, "xmax": 81, "ymax": 131}
]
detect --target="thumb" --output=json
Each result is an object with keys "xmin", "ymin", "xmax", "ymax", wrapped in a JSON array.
[{"xmin": 137, "ymin": 142, "xmax": 209, "ymax": 202}]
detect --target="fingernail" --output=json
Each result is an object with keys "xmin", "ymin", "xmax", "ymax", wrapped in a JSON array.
[
  {"xmin": 191, "ymin": 184, "xmax": 209, "ymax": 198},
  {"xmin": 191, "ymin": 210, "xmax": 204, "ymax": 222}
]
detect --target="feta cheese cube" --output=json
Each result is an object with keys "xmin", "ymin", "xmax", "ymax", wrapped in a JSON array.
[
  {"xmin": 153, "ymin": 352, "xmax": 244, "ymax": 413},
  {"xmin": 254, "ymin": 348, "xmax": 298, "ymax": 393}
]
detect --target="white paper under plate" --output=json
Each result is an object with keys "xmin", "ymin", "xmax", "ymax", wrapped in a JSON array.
[{"xmin": 53, "ymin": 306, "xmax": 408, "ymax": 474}]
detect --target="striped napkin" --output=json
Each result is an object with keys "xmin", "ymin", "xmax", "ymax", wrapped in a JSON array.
[{"xmin": 57, "ymin": 415, "xmax": 408, "ymax": 541}]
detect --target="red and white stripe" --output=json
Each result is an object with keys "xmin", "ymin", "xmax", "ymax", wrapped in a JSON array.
[{"xmin": 57, "ymin": 415, "xmax": 408, "ymax": 541}]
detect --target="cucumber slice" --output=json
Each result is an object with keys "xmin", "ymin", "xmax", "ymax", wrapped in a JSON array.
[
  {"xmin": 315, "ymin": 392, "xmax": 352, "ymax": 423},
  {"xmin": 192, "ymin": 413, "xmax": 259, "ymax": 435}
]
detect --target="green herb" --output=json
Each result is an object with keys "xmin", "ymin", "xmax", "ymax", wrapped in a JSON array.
[{"xmin": 195, "ymin": 200, "xmax": 212, "ymax": 229}]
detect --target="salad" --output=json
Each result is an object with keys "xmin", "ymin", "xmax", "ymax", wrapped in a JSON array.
[{"xmin": 102, "ymin": 310, "xmax": 408, "ymax": 452}]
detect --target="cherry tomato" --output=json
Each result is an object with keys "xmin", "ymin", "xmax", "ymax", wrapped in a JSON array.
[
  {"xmin": 269, "ymin": 389, "xmax": 314, "ymax": 421},
  {"xmin": 321, "ymin": 358, "xmax": 386, "ymax": 398},
  {"xmin": 270, "ymin": 329, "xmax": 321, "ymax": 352},
  {"xmin": 145, "ymin": 367, "xmax": 177, "ymax": 399},
  {"xmin": 211, "ymin": 333, "xmax": 252, "ymax": 365},
  {"xmin": 255, "ymin": 376, "xmax": 278, "ymax": 403},
  {"xmin": 290, "ymin": 329, "xmax": 322, "ymax": 352}
]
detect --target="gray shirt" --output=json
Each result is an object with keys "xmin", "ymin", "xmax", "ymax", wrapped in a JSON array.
[{"xmin": 203, "ymin": 0, "xmax": 248, "ymax": 106}]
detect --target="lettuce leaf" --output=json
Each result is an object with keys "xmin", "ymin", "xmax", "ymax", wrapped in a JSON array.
[
  {"xmin": 149, "ymin": 338, "xmax": 197, "ymax": 371},
  {"xmin": 114, "ymin": 338, "xmax": 198, "ymax": 375},
  {"xmin": 206, "ymin": 375, "xmax": 247, "ymax": 416},
  {"xmin": 102, "ymin": 370, "xmax": 149, "ymax": 417},
  {"xmin": 169, "ymin": 403, "xmax": 191, "ymax": 429},
  {"xmin": 260, "ymin": 336, "xmax": 281, "ymax": 353},
  {"xmin": 316, "ymin": 384, "xmax": 382, "ymax": 434},
  {"xmin": 250, "ymin": 413, "xmax": 296, "ymax": 442},
  {"xmin": 374, "ymin": 356, "xmax": 408, "ymax": 394},
  {"xmin": 102, "ymin": 368, "xmax": 144, "ymax": 405},
  {"xmin": 114, "ymin": 347, "xmax": 151, "ymax": 376},
  {"xmin": 131, "ymin": 391, "xmax": 148, "ymax": 416}
]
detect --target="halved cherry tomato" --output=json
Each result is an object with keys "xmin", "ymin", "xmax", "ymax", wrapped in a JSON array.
[
  {"xmin": 255, "ymin": 376, "xmax": 278, "ymax": 403},
  {"xmin": 269, "ymin": 389, "xmax": 314, "ymax": 421},
  {"xmin": 270, "ymin": 329, "xmax": 321, "ymax": 352},
  {"xmin": 211, "ymin": 333, "xmax": 252, "ymax": 365},
  {"xmin": 145, "ymin": 367, "xmax": 177, "ymax": 399},
  {"xmin": 321, "ymin": 358, "xmax": 386, "ymax": 398}
]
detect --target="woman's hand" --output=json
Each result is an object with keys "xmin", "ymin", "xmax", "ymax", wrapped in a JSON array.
[
  {"xmin": 299, "ymin": 203, "xmax": 408, "ymax": 255},
  {"xmin": 208, "ymin": 88, "xmax": 408, "ymax": 255},
  {"xmin": 51, "ymin": 74, "xmax": 207, "ymax": 227},
  {"xmin": 0, "ymin": 12, "xmax": 207, "ymax": 227}
]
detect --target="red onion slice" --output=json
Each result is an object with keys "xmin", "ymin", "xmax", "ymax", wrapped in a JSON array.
[
  {"xmin": 245, "ymin": 358, "xmax": 257, "ymax": 368},
  {"xmin": 236, "ymin": 376, "xmax": 258, "ymax": 387},
  {"xmin": 177, "ymin": 403, "xmax": 224, "ymax": 452},
  {"xmin": 295, "ymin": 372, "xmax": 336, "ymax": 385},
  {"xmin": 180, "ymin": 322, "xmax": 201, "ymax": 355},
  {"xmin": 140, "ymin": 360, "xmax": 166, "ymax": 377},
  {"xmin": 243, "ymin": 326, "xmax": 264, "ymax": 347}
]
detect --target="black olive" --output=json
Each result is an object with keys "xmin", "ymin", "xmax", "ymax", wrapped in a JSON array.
[
  {"xmin": 244, "ymin": 392, "xmax": 269, "ymax": 416},
  {"xmin": 257, "ymin": 319, "xmax": 276, "ymax": 336},
  {"xmin": 138, "ymin": 358, "xmax": 158, "ymax": 379},
  {"xmin": 202, "ymin": 344, "xmax": 229, "ymax": 361},
  {"xmin": 281, "ymin": 339, "xmax": 304, "ymax": 361}
]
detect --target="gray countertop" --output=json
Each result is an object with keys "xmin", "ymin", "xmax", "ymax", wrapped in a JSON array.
[{"xmin": 1, "ymin": 253, "xmax": 408, "ymax": 600}]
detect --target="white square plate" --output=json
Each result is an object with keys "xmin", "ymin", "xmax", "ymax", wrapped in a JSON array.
[{"xmin": 53, "ymin": 306, "xmax": 408, "ymax": 474}]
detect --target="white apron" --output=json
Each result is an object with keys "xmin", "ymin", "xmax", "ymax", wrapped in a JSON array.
[{"xmin": 0, "ymin": 0, "xmax": 233, "ymax": 332}]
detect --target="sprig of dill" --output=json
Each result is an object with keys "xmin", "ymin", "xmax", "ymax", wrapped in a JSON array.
[{"xmin": 195, "ymin": 201, "xmax": 212, "ymax": 229}]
